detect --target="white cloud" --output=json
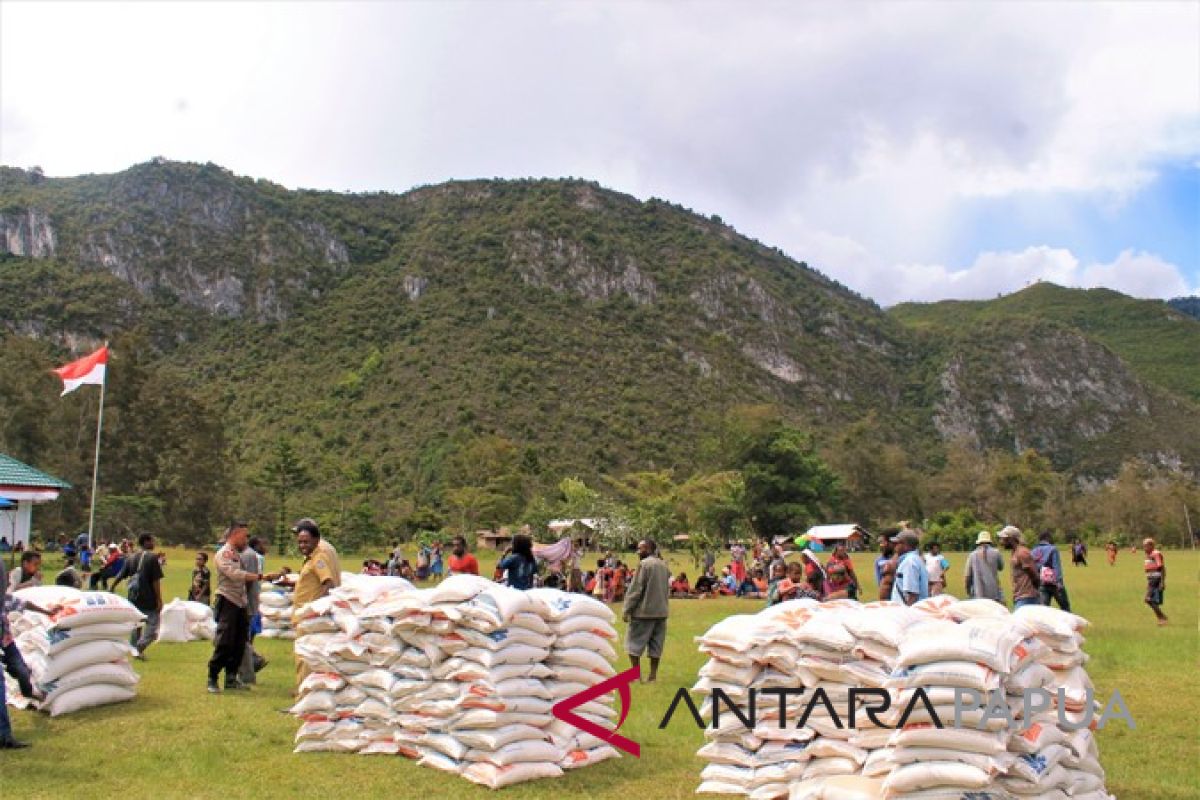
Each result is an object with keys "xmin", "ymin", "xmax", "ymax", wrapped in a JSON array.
[
  {"xmin": 854, "ymin": 246, "xmax": 1194, "ymax": 306},
  {"xmin": 0, "ymin": 2, "xmax": 1196, "ymax": 303}
]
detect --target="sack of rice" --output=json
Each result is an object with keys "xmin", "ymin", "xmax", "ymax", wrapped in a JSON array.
[{"xmin": 5, "ymin": 587, "xmax": 142, "ymax": 715}]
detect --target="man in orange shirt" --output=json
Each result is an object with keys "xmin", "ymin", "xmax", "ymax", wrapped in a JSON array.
[
  {"xmin": 446, "ymin": 535, "xmax": 480, "ymax": 576},
  {"xmin": 1142, "ymin": 538, "xmax": 1167, "ymax": 626}
]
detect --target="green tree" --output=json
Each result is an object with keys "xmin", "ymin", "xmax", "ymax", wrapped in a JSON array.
[
  {"xmin": 259, "ymin": 437, "xmax": 310, "ymax": 554},
  {"xmin": 737, "ymin": 425, "xmax": 841, "ymax": 540}
]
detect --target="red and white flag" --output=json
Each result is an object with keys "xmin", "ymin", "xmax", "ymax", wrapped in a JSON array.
[{"xmin": 54, "ymin": 346, "xmax": 108, "ymax": 396}]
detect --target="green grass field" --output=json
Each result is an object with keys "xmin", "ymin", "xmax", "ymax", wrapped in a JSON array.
[{"xmin": 1, "ymin": 547, "xmax": 1195, "ymax": 799}]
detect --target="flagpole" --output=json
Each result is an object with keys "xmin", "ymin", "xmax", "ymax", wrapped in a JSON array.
[{"xmin": 86, "ymin": 343, "xmax": 108, "ymax": 550}]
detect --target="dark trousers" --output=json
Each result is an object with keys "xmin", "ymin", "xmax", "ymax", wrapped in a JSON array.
[
  {"xmin": 1039, "ymin": 583, "xmax": 1071, "ymax": 612},
  {"xmin": 207, "ymin": 596, "xmax": 249, "ymax": 683},
  {"xmin": 2, "ymin": 641, "xmax": 34, "ymax": 698}
]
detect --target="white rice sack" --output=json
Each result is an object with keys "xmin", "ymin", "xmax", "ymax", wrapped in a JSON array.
[
  {"xmin": 560, "ymin": 744, "xmax": 620, "ymax": 769},
  {"xmin": 39, "ymin": 591, "xmax": 145, "ymax": 630},
  {"xmin": 948, "ymin": 599, "xmax": 1012, "ymax": 621},
  {"xmin": 430, "ymin": 574, "xmax": 493, "ymax": 604},
  {"xmin": 462, "ymin": 761, "xmax": 563, "ymax": 789},
  {"xmin": 884, "ymin": 762, "xmax": 992, "ymax": 794},
  {"xmin": 527, "ymin": 588, "xmax": 616, "ymax": 623},
  {"xmin": 803, "ymin": 757, "xmax": 859, "ymax": 778},
  {"xmin": 157, "ymin": 601, "xmax": 191, "ymax": 643},
  {"xmin": 889, "ymin": 726, "xmax": 1008, "ymax": 755},
  {"xmin": 457, "ymin": 644, "xmax": 550, "ymax": 669},
  {"xmin": 549, "ymin": 615, "xmax": 617, "ymax": 639},
  {"xmin": 35, "ymin": 622, "xmax": 138, "ymax": 656},
  {"xmin": 818, "ymin": 775, "xmax": 888, "ymax": 799},
  {"xmin": 697, "ymin": 615, "xmax": 766, "ymax": 654},
  {"xmin": 1013, "ymin": 605, "xmax": 1089, "ymax": 639},
  {"xmin": 38, "ymin": 639, "xmax": 134, "ymax": 682},
  {"xmin": 545, "ymin": 647, "xmax": 615, "ymax": 675},
  {"xmin": 40, "ymin": 661, "xmax": 139, "ymax": 703},
  {"xmin": 419, "ymin": 749, "xmax": 464, "ymax": 772},
  {"xmin": 46, "ymin": 683, "xmax": 136, "ymax": 716},
  {"xmin": 465, "ymin": 739, "xmax": 564, "ymax": 766},
  {"xmin": 841, "ymin": 605, "xmax": 923, "ymax": 648},
  {"xmin": 890, "ymin": 661, "xmax": 1001, "ymax": 692},
  {"xmin": 897, "ymin": 618, "xmax": 1034, "ymax": 673},
  {"xmin": 453, "ymin": 724, "xmax": 547, "ymax": 750}
]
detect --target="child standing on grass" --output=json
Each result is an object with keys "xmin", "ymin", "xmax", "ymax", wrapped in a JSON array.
[{"xmin": 189, "ymin": 552, "xmax": 212, "ymax": 605}]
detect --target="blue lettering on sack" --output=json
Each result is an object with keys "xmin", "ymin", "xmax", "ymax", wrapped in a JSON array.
[{"xmin": 1020, "ymin": 753, "xmax": 1048, "ymax": 775}]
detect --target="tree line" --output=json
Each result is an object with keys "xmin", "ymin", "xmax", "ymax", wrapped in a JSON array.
[{"xmin": 1, "ymin": 338, "xmax": 1195, "ymax": 553}]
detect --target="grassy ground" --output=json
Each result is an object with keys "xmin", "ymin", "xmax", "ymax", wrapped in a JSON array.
[{"xmin": 1, "ymin": 546, "xmax": 1195, "ymax": 799}]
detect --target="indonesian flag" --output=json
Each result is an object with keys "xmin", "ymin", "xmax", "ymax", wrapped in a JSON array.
[{"xmin": 54, "ymin": 346, "xmax": 108, "ymax": 395}]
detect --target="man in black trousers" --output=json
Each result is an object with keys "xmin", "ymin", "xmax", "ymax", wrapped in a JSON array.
[{"xmin": 207, "ymin": 521, "xmax": 277, "ymax": 693}]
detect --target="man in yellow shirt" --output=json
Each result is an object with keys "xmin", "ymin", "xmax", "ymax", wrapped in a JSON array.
[{"xmin": 292, "ymin": 518, "xmax": 341, "ymax": 688}]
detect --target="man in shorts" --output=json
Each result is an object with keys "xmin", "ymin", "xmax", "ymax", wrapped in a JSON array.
[
  {"xmin": 1142, "ymin": 538, "xmax": 1168, "ymax": 626},
  {"xmin": 622, "ymin": 538, "xmax": 671, "ymax": 683}
]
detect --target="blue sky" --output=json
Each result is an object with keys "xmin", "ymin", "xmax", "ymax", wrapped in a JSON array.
[
  {"xmin": 945, "ymin": 162, "xmax": 1199, "ymax": 284},
  {"xmin": 1, "ymin": 2, "xmax": 1197, "ymax": 305}
]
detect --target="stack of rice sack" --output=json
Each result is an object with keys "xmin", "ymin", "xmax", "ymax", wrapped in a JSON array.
[
  {"xmin": 528, "ymin": 587, "xmax": 622, "ymax": 771},
  {"xmin": 290, "ymin": 574, "xmax": 621, "ymax": 788},
  {"xmin": 5, "ymin": 586, "xmax": 142, "ymax": 716},
  {"xmin": 692, "ymin": 596, "xmax": 1116, "ymax": 800},
  {"xmin": 259, "ymin": 582, "xmax": 297, "ymax": 639},
  {"xmin": 696, "ymin": 599, "xmax": 894, "ymax": 798},
  {"xmin": 156, "ymin": 598, "xmax": 216, "ymax": 642},
  {"xmin": 292, "ymin": 573, "xmax": 420, "ymax": 755}
]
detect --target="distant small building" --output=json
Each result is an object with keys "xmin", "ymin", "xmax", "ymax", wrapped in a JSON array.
[
  {"xmin": 0, "ymin": 453, "xmax": 71, "ymax": 549},
  {"xmin": 476, "ymin": 527, "xmax": 514, "ymax": 551},
  {"xmin": 548, "ymin": 518, "xmax": 600, "ymax": 548},
  {"xmin": 805, "ymin": 523, "xmax": 870, "ymax": 550}
]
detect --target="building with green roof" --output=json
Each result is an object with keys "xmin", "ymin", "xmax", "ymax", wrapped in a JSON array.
[{"xmin": 0, "ymin": 453, "xmax": 70, "ymax": 550}]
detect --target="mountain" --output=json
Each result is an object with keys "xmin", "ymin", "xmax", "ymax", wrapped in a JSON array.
[
  {"xmin": 1168, "ymin": 296, "xmax": 1200, "ymax": 321},
  {"xmin": 892, "ymin": 283, "xmax": 1200, "ymax": 406},
  {"xmin": 1, "ymin": 161, "xmax": 1196, "ymax": 532}
]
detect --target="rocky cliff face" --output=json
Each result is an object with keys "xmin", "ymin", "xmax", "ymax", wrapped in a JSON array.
[
  {"xmin": 0, "ymin": 208, "xmax": 57, "ymax": 258},
  {"xmin": 0, "ymin": 162, "xmax": 349, "ymax": 320},
  {"xmin": 1, "ymin": 161, "xmax": 1194, "ymax": 477}
]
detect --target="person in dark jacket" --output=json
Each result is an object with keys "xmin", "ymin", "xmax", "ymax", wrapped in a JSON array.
[{"xmin": 622, "ymin": 539, "xmax": 671, "ymax": 683}]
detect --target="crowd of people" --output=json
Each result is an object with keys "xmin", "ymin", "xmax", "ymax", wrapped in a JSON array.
[{"xmin": 1, "ymin": 517, "xmax": 1176, "ymax": 750}]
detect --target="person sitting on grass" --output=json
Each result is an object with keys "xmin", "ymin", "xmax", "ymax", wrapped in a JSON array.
[
  {"xmin": 670, "ymin": 572, "xmax": 691, "ymax": 597},
  {"xmin": 737, "ymin": 571, "xmax": 760, "ymax": 598},
  {"xmin": 693, "ymin": 570, "xmax": 717, "ymax": 596},
  {"xmin": 823, "ymin": 562, "xmax": 852, "ymax": 600},
  {"xmin": 717, "ymin": 566, "xmax": 738, "ymax": 596},
  {"xmin": 766, "ymin": 562, "xmax": 787, "ymax": 605}
]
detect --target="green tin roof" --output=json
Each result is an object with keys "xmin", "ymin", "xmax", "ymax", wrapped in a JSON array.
[{"xmin": 0, "ymin": 453, "xmax": 71, "ymax": 490}]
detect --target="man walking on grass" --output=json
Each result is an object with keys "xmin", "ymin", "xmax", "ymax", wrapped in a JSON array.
[
  {"xmin": 964, "ymin": 531, "xmax": 1004, "ymax": 602},
  {"xmin": 111, "ymin": 533, "xmax": 163, "ymax": 660},
  {"xmin": 1142, "ymin": 538, "xmax": 1168, "ymax": 626},
  {"xmin": 207, "ymin": 521, "xmax": 277, "ymax": 694},
  {"xmin": 1032, "ymin": 531, "xmax": 1071, "ymax": 612},
  {"xmin": 999, "ymin": 526, "xmax": 1041, "ymax": 610},
  {"xmin": 623, "ymin": 538, "xmax": 670, "ymax": 683}
]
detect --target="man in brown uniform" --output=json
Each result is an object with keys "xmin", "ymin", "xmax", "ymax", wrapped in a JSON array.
[
  {"xmin": 292, "ymin": 518, "xmax": 341, "ymax": 688},
  {"xmin": 207, "ymin": 522, "xmax": 277, "ymax": 693},
  {"xmin": 999, "ymin": 525, "xmax": 1041, "ymax": 610}
]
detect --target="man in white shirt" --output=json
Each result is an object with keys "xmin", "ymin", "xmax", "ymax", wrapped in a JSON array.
[{"xmin": 924, "ymin": 542, "xmax": 950, "ymax": 596}]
